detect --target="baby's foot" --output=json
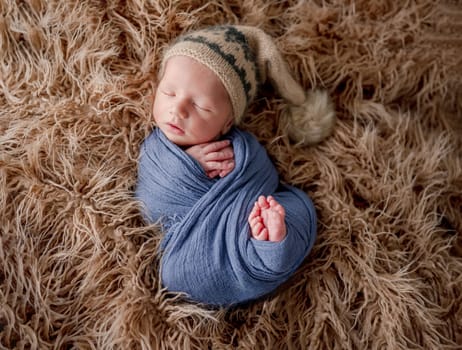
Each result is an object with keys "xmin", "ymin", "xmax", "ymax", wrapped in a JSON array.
[{"xmin": 248, "ymin": 195, "xmax": 286, "ymax": 242}]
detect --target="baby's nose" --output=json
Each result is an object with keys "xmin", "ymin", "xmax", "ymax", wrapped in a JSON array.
[{"xmin": 172, "ymin": 100, "xmax": 188, "ymax": 119}]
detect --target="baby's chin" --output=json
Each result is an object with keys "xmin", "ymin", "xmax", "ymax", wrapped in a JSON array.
[{"xmin": 164, "ymin": 134, "xmax": 191, "ymax": 147}]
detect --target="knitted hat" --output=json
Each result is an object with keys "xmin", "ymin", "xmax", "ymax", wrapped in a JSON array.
[{"xmin": 160, "ymin": 25, "xmax": 335, "ymax": 145}]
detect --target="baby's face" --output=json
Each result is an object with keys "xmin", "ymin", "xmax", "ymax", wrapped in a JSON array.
[{"xmin": 153, "ymin": 56, "xmax": 233, "ymax": 147}]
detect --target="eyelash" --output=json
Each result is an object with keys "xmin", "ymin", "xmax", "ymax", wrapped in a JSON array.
[
  {"xmin": 161, "ymin": 90, "xmax": 211, "ymax": 112},
  {"xmin": 193, "ymin": 103, "xmax": 211, "ymax": 113},
  {"xmin": 161, "ymin": 90, "xmax": 175, "ymax": 97}
]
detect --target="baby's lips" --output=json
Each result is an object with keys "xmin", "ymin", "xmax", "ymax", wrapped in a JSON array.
[{"xmin": 166, "ymin": 122, "xmax": 185, "ymax": 134}]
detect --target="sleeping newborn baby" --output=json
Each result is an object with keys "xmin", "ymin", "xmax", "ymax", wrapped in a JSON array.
[{"xmin": 135, "ymin": 25, "xmax": 335, "ymax": 306}]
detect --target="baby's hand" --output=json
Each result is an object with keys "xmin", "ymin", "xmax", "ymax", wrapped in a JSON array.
[{"xmin": 186, "ymin": 140, "xmax": 235, "ymax": 178}]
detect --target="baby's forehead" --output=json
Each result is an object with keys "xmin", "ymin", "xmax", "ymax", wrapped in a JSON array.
[{"xmin": 161, "ymin": 56, "xmax": 224, "ymax": 86}]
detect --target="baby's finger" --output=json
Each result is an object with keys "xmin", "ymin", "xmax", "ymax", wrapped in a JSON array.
[
  {"xmin": 203, "ymin": 140, "xmax": 231, "ymax": 154},
  {"xmin": 205, "ymin": 159, "xmax": 234, "ymax": 171},
  {"xmin": 219, "ymin": 168, "xmax": 232, "ymax": 178},
  {"xmin": 202, "ymin": 160, "xmax": 223, "ymax": 171},
  {"xmin": 219, "ymin": 160, "xmax": 235, "ymax": 177},
  {"xmin": 205, "ymin": 146, "xmax": 234, "ymax": 162},
  {"xmin": 221, "ymin": 159, "xmax": 235, "ymax": 170},
  {"xmin": 207, "ymin": 169, "xmax": 220, "ymax": 178}
]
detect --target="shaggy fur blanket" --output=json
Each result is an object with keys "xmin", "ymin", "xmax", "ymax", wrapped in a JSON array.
[{"xmin": 1, "ymin": 0, "xmax": 461, "ymax": 349}]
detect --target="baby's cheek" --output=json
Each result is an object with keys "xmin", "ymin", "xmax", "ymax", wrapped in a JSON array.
[{"xmin": 152, "ymin": 101, "xmax": 164, "ymax": 122}]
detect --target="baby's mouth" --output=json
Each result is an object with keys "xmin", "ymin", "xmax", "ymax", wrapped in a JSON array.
[{"xmin": 166, "ymin": 122, "xmax": 185, "ymax": 135}]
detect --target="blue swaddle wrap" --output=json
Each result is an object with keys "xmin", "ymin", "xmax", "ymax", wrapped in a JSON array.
[{"xmin": 135, "ymin": 127, "xmax": 317, "ymax": 306}]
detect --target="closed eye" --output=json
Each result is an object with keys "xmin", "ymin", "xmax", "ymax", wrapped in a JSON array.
[
  {"xmin": 193, "ymin": 102, "xmax": 212, "ymax": 113},
  {"xmin": 161, "ymin": 90, "xmax": 175, "ymax": 97}
]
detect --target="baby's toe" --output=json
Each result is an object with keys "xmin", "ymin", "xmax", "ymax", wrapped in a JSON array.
[
  {"xmin": 253, "ymin": 227, "xmax": 268, "ymax": 241},
  {"xmin": 250, "ymin": 206, "xmax": 261, "ymax": 222},
  {"xmin": 275, "ymin": 203, "xmax": 285, "ymax": 217},
  {"xmin": 249, "ymin": 216, "xmax": 262, "ymax": 227},
  {"xmin": 251, "ymin": 221, "xmax": 263, "ymax": 235},
  {"xmin": 258, "ymin": 195, "xmax": 269, "ymax": 209},
  {"xmin": 268, "ymin": 197, "xmax": 285, "ymax": 216}
]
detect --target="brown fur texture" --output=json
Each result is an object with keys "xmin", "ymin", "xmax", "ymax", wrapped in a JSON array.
[{"xmin": 1, "ymin": 0, "xmax": 461, "ymax": 349}]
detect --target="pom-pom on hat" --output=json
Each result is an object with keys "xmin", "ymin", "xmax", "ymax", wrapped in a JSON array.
[{"xmin": 160, "ymin": 25, "xmax": 335, "ymax": 145}]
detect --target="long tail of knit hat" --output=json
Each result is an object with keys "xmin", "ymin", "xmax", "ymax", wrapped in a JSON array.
[{"xmin": 160, "ymin": 25, "xmax": 335, "ymax": 146}]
